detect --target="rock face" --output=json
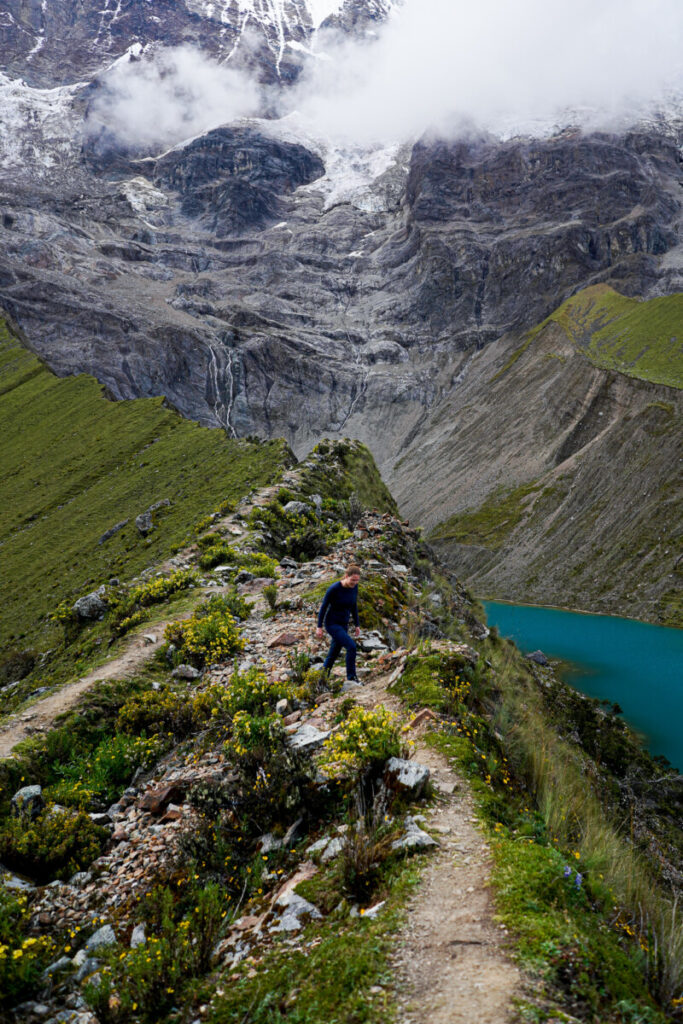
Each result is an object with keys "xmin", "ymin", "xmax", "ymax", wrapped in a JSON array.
[{"xmin": 0, "ymin": 2, "xmax": 680, "ymax": 621}]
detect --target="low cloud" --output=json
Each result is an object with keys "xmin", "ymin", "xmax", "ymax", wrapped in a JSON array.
[
  {"xmin": 88, "ymin": 45, "xmax": 260, "ymax": 151},
  {"xmin": 290, "ymin": 0, "xmax": 683, "ymax": 143}
]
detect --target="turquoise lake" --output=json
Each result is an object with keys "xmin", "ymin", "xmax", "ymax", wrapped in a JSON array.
[{"xmin": 483, "ymin": 602, "xmax": 683, "ymax": 772}]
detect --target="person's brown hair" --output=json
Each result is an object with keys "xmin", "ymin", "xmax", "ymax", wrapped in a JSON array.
[{"xmin": 345, "ymin": 563, "xmax": 362, "ymax": 577}]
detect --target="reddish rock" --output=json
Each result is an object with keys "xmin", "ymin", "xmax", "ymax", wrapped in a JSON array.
[
  {"xmin": 138, "ymin": 783, "xmax": 186, "ymax": 815},
  {"xmin": 282, "ymin": 710, "xmax": 302, "ymax": 727},
  {"xmin": 267, "ymin": 632, "xmax": 302, "ymax": 648}
]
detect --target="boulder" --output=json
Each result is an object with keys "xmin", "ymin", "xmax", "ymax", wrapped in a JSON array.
[
  {"xmin": 98, "ymin": 519, "xmax": 128, "ymax": 545},
  {"xmin": 384, "ymin": 758, "xmax": 430, "ymax": 799},
  {"xmin": 72, "ymin": 590, "xmax": 107, "ymax": 620},
  {"xmin": 85, "ymin": 924, "xmax": 116, "ymax": 953},
  {"xmin": 287, "ymin": 723, "xmax": 330, "ymax": 753},
  {"xmin": 171, "ymin": 664, "xmax": 200, "ymax": 680},
  {"xmin": 359, "ymin": 633, "xmax": 388, "ymax": 652},
  {"xmin": 283, "ymin": 501, "xmax": 311, "ymax": 516},
  {"xmin": 391, "ymin": 815, "xmax": 439, "ymax": 854},
  {"xmin": 11, "ymin": 785, "xmax": 44, "ymax": 820},
  {"xmin": 527, "ymin": 650, "xmax": 550, "ymax": 666},
  {"xmin": 270, "ymin": 891, "xmax": 321, "ymax": 933},
  {"xmin": 130, "ymin": 924, "xmax": 146, "ymax": 948},
  {"xmin": 135, "ymin": 499, "xmax": 171, "ymax": 536},
  {"xmin": 139, "ymin": 783, "xmax": 186, "ymax": 815}
]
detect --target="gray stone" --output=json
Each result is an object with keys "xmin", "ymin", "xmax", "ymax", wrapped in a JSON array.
[
  {"xmin": 359, "ymin": 634, "xmax": 388, "ymax": 652},
  {"xmin": 362, "ymin": 901, "xmax": 386, "ymax": 919},
  {"xmin": 135, "ymin": 512, "xmax": 153, "ymax": 535},
  {"xmin": 85, "ymin": 925, "xmax": 116, "ymax": 953},
  {"xmin": 286, "ymin": 723, "xmax": 331, "ymax": 753},
  {"xmin": 310, "ymin": 494, "xmax": 323, "ymax": 511},
  {"xmin": 72, "ymin": 949, "xmax": 88, "ymax": 968},
  {"xmin": 98, "ymin": 519, "xmax": 128, "ymax": 545},
  {"xmin": 306, "ymin": 837, "xmax": 331, "ymax": 856},
  {"xmin": 384, "ymin": 758, "xmax": 430, "ymax": 799},
  {"xmin": 88, "ymin": 812, "xmax": 111, "ymax": 826},
  {"xmin": 1, "ymin": 869, "xmax": 36, "ymax": 891},
  {"xmin": 279, "ymin": 556, "xmax": 299, "ymax": 568},
  {"xmin": 130, "ymin": 924, "xmax": 146, "ymax": 948},
  {"xmin": 235, "ymin": 569, "xmax": 255, "ymax": 583},
  {"xmin": 271, "ymin": 892, "xmax": 322, "ymax": 933},
  {"xmin": 321, "ymin": 837, "xmax": 344, "ymax": 863},
  {"xmin": 275, "ymin": 698, "xmax": 291, "ymax": 716},
  {"xmin": 11, "ymin": 784, "xmax": 44, "ymax": 820},
  {"xmin": 72, "ymin": 591, "xmax": 107, "ymax": 620},
  {"xmin": 43, "ymin": 956, "xmax": 73, "ymax": 977},
  {"xmin": 171, "ymin": 664, "xmax": 201, "ymax": 680},
  {"xmin": 74, "ymin": 957, "xmax": 100, "ymax": 983},
  {"xmin": 259, "ymin": 833, "xmax": 283, "ymax": 854},
  {"xmin": 527, "ymin": 650, "xmax": 550, "ymax": 666},
  {"xmin": 391, "ymin": 816, "xmax": 439, "ymax": 853},
  {"xmin": 283, "ymin": 501, "xmax": 311, "ymax": 516}
]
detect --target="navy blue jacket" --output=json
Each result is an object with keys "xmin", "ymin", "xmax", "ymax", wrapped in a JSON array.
[{"xmin": 317, "ymin": 581, "xmax": 359, "ymax": 631}]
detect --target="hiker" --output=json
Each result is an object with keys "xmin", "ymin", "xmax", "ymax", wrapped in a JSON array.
[{"xmin": 316, "ymin": 563, "xmax": 361, "ymax": 684}]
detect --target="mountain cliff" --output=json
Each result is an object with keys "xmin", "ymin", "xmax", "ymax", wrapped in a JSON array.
[{"xmin": 0, "ymin": 0, "xmax": 680, "ymax": 622}]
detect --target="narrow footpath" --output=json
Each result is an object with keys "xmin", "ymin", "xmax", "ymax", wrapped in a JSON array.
[{"xmin": 3, "ymin": 476, "xmax": 521, "ymax": 1023}]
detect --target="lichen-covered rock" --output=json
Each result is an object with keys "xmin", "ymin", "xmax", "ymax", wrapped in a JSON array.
[
  {"xmin": 11, "ymin": 784, "xmax": 44, "ymax": 820},
  {"xmin": 72, "ymin": 589, "xmax": 107, "ymax": 620},
  {"xmin": 85, "ymin": 924, "xmax": 116, "ymax": 953},
  {"xmin": 391, "ymin": 815, "xmax": 439, "ymax": 853},
  {"xmin": 286, "ymin": 723, "xmax": 330, "ymax": 753},
  {"xmin": 384, "ymin": 758, "xmax": 430, "ymax": 799}
]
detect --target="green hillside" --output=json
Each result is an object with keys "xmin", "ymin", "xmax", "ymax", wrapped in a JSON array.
[
  {"xmin": 0, "ymin": 318, "xmax": 291, "ymax": 655},
  {"xmin": 534, "ymin": 284, "xmax": 683, "ymax": 388}
]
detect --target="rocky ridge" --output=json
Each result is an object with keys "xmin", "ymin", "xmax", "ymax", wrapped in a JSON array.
[{"xmin": 1, "ymin": 441, "xmax": 681, "ymax": 1023}]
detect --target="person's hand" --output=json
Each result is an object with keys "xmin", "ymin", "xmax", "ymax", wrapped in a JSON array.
[
  {"xmin": 355, "ymin": 627, "xmax": 361, "ymax": 638},
  {"xmin": 316, "ymin": 627, "xmax": 323, "ymax": 639}
]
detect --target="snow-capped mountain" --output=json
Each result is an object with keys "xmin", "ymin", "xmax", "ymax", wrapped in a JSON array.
[
  {"xmin": 0, "ymin": 0, "xmax": 681, "ymax": 621},
  {"xmin": 0, "ymin": 0, "xmax": 393, "ymax": 87}
]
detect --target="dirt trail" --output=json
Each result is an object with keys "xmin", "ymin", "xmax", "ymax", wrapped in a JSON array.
[
  {"xmin": 356, "ymin": 673, "xmax": 521, "ymax": 1024},
  {"xmin": 2, "ymin": 477, "xmax": 521, "ymax": 1022},
  {"xmin": 0, "ymin": 624, "xmax": 175, "ymax": 758},
  {"xmin": 0, "ymin": 484, "xmax": 284, "ymax": 760}
]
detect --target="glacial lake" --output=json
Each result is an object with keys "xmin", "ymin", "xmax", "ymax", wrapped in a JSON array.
[{"xmin": 483, "ymin": 601, "xmax": 683, "ymax": 772}]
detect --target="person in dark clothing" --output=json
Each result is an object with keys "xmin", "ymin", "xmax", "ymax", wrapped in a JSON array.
[{"xmin": 316, "ymin": 563, "xmax": 361, "ymax": 683}]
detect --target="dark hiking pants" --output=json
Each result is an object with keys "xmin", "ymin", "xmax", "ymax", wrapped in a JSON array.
[{"xmin": 323, "ymin": 624, "xmax": 357, "ymax": 679}]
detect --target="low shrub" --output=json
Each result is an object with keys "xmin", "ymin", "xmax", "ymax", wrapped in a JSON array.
[
  {"xmin": 0, "ymin": 886, "xmax": 54, "ymax": 1009},
  {"xmin": 318, "ymin": 705, "xmax": 408, "ymax": 781},
  {"xmin": 85, "ymin": 881, "xmax": 229, "ymax": 1024},
  {"xmin": 263, "ymin": 583, "xmax": 278, "ymax": 611},
  {"xmin": 164, "ymin": 594, "xmax": 245, "ymax": 667},
  {"xmin": 196, "ymin": 537, "xmax": 277, "ymax": 577},
  {"xmin": 116, "ymin": 687, "xmax": 197, "ymax": 740},
  {"xmin": 0, "ymin": 806, "xmax": 108, "ymax": 883},
  {"xmin": 108, "ymin": 569, "xmax": 199, "ymax": 637},
  {"xmin": 48, "ymin": 733, "xmax": 166, "ymax": 809}
]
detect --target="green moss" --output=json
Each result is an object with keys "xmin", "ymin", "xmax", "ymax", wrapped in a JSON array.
[
  {"xmin": 429, "ymin": 480, "xmax": 541, "ymax": 548},
  {"xmin": 0, "ymin": 321, "xmax": 291, "ymax": 659}
]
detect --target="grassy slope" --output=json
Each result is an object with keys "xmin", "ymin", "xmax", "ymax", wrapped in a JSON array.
[
  {"xmin": 0, "ymin": 320, "xmax": 291, "ymax": 652},
  {"xmin": 527, "ymin": 284, "xmax": 682, "ymax": 388}
]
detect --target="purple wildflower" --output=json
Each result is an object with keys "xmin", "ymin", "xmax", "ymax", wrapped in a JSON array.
[
  {"xmin": 575, "ymin": 873, "xmax": 583, "ymax": 889},
  {"xmin": 563, "ymin": 865, "xmax": 572, "ymax": 878}
]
